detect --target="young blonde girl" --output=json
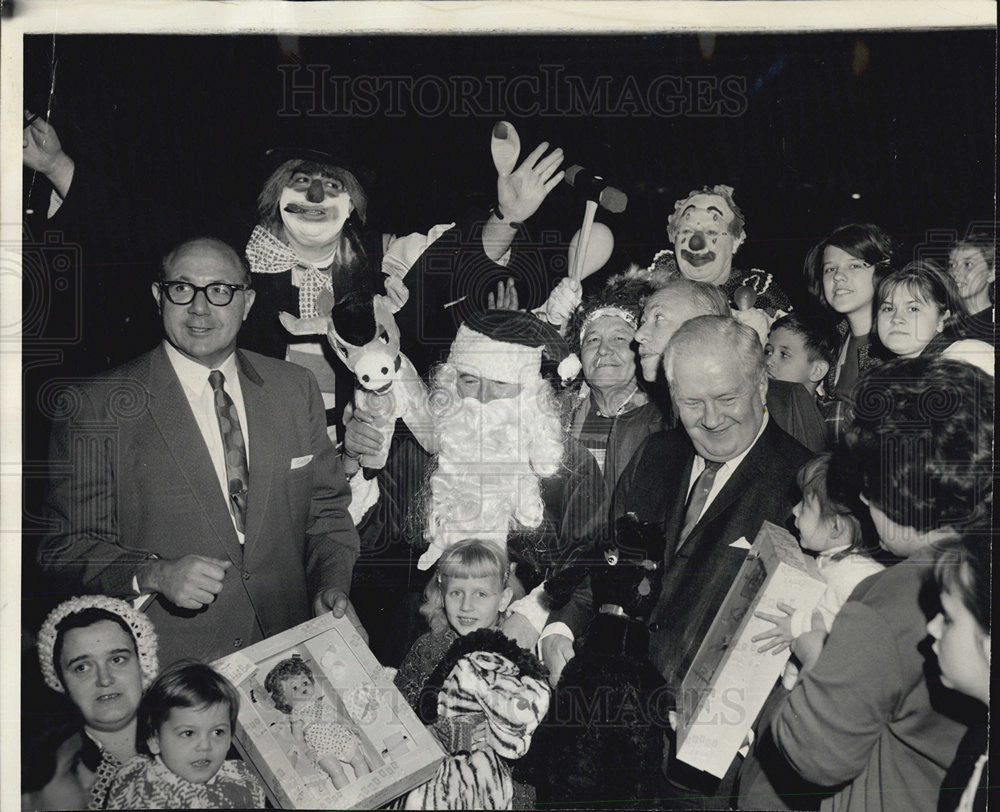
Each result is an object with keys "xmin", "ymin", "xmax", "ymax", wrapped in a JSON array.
[
  {"xmin": 393, "ymin": 538, "xmax": 549, "ymax": 810},
  {"xmin": 394, "ymin": 538, "xmax": 515, "ymax": 715}
]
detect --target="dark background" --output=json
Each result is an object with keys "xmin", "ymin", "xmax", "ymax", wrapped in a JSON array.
[
  {"xmin": 20, "ymin": 30, "xmax": 996, "ymax": 630},
  {"xmin": 23, "ymin": 30, "xmax": 996, "ymax": 305}
]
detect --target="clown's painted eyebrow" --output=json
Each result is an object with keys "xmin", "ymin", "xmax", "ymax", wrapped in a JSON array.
[{"xmin": 680, "ymin": 204, "xmax": 726, "ymax": 218}]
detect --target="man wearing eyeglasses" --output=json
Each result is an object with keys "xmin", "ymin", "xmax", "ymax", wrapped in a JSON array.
[{"xmin": 39, "ymin": 236, "xmax": 362, "ymax": 667}]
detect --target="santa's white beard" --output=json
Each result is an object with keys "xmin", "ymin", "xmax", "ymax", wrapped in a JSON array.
[{"xmin": 418, "ymin": 391, "xmax": 564, "ymax": 570}]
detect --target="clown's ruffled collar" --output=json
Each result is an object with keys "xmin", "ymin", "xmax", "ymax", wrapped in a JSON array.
[{"xmin": 246, "ymin": 225, "xmax": 337, "ymax": 320}]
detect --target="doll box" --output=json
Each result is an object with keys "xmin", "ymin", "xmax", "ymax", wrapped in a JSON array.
[
  {"xmin": 213, "ymin": 614, "xmax": 444, "ymax": 809},
  {"xmin": 675, "ymin": 521, "xmax": 826, "ymax": 778}
]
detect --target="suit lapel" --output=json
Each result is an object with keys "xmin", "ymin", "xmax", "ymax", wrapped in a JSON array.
[
  {"xmin": 661, "ymin": 445, "xmax": 695, "ymax": 566},
  {"xmin": 687, "ymin": 421, "xmax": 774, "ymax": 541},
  {"xmin": 145, "ymin": 346, "xmax": 244, "ymax": 566},
  {"xmin": 237, "ymin": 351, "xmax": 276, "ymax": 556}
]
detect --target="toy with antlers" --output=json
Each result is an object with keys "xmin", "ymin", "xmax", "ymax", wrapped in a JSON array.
[{"xmin": 279, "ymin": 289, "xmax": 433, "ymax": 478}]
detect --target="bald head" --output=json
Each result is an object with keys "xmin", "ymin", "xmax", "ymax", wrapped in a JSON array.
[
  {"xmin": 153, "ymin": 236, "xmax": 255, "ymax": 369},
  {"xmin": 160, "ymin": 237, "xmax": 250, "ymax": 287}
]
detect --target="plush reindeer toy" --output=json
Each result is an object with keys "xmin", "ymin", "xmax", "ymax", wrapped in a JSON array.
[{"xmin": 279, "ymin": 289, "xmax": 432, "ymax": 478}]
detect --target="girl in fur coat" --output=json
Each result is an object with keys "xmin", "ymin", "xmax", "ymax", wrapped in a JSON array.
[{"xmin": 394, "ymin": 539, "xmax": 550, "ymax": 810}]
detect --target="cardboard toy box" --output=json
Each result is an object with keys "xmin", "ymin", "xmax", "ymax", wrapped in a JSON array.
[
  {"xmin": 675, "ymin": 521, "xmax": 826, "ymax": 778},
  {"xmin": 213, "ymin": 614, "xmax": 444, "ymax": 809}
]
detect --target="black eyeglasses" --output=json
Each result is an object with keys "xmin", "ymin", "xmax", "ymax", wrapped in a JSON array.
[{"xmin": 158, "ymin": 281, "xmax": 250, "ymax": 306}]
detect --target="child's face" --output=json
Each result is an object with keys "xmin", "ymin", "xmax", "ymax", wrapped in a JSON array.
[
  {"xmin": 792, "ymin": 495, "xmax": 840, "ymax": 553},
  {"xmin": 149, "ymin": 702, "xmax": 231, "ymax": 784},
  {"xmin": 927, "ymin": 584, "xmax": 990, "ymax": 704},
  {"xmin": 443, "ymin": 575, "xmax": 513, "ymax": 636},
  {"xmin": 821, "ymin": 245, "xmax": 876, "ymax": 318},
  {"xmin": 765, "ymin": 327, "xmax": 818, "ymax": 387},
  {"xmin": 281, "ymin": 674, "xmax": 317, "ymax": 705},
  {"xmin": 876, "ymin": 286, "xmax": 947, "ymax": 358}
]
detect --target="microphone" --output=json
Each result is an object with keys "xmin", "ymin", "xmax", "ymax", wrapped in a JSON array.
[{"xmin": 563, "ymin": 165, "xmax": 628, "ymax": 213}]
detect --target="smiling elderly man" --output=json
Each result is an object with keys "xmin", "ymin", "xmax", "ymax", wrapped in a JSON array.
[
  {"xmin": 541, "ymin": 315, "xmax": 811, "ymax": 806},
  {"xmin": 648, "ymin": 185, "xmax": 793, "ymax": 318}
]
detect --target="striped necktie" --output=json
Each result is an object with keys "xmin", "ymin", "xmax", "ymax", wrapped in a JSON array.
[{"xmin": 208, "ymin": 370, "xmax": 249, "ymax": 533}]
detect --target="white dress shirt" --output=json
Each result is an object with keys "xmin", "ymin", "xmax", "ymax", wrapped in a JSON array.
[
  {"xmin": 163, "ymin": 342, "xmax": 250, "ymax": 543},
  {"xmin": 539, "ymin": 411, "xmax": 770, "ymax": 647},
  {"xmin": 681, "ymin": 413, "xmax": 769, "ymax": 545}
]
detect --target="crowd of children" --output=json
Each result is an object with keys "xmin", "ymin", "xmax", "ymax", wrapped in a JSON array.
[{"xmin": 20, "ymin": 195, "xmax": 993, "ymax": 809}]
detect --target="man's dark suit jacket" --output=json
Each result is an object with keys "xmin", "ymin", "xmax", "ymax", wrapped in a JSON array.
[
  {"xmin": 39, "ymin": 345, "xmax": 361, "ymax": 667},
  {"xmin": 553, "ymin": 419, "xmax": 811, "ymax": 693}
]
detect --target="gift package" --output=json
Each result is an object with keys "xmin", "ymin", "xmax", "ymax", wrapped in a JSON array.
[{"xmin": 214, "ymin": 614, "xmax": 443, "ymax": 809}]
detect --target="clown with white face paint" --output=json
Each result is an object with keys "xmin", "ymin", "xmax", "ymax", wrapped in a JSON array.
[
  {"xmin": 647, "ymin": 184, "xmax": 793, "ymax": 320},
  {"xmin": 242, "ymin": 136, "xmax": 567, "ymax": 441},
  {"xmin": 670, "ymin": 191, "xmax": 745, "ymax": 286},
  {"xmin": 277, "ymin": 167, "xmax": 357, "ymax": 259}
]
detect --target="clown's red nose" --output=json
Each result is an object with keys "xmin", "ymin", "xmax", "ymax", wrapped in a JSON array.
[
  {"xmin": 306, "ymin": 179, "xmax": 325, "ymax": 203},
  {"xmin": 689, "ymin": 232, "xmax": 707, "ymax": 252}
]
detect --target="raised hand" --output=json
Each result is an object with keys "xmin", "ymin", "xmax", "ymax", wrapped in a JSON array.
[
  {"xmin": 542, "ymin": 277, "xmax": 582, "ymax": 328},
  {"xmin": 23, "ymin": 111, "xmax": 75, "ymax": 196},
  {"xmin": 487, "ymin": 277, "xmax": 520, "ymax": 311},
  {"xmin": 496, "ymin": 141, "xmax": 565, "ymax": 224}
]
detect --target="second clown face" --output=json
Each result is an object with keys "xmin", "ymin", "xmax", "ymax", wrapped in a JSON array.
[{"xmin": 671, "ymin": 193, "xmax": 744, "ymax": 285}]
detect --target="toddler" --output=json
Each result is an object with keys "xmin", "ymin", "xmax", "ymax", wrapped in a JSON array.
[
  {"xmin": 264, "ymin": 656, "xmax": 373, "ymax": 790},
  {"xmin": 764, "ymin": 312, "xmax": 836, "ymax": 396},
  {"xmin": 106, "ymin": 661, "xmax": 265, "ymax": 809},
  {"xmin": 754, "ymin": 452, "xmax": 884, "ymax": 686},
  {"xmin": 928, "ymin": 535, "xmax": 989, "ymax": 812}
]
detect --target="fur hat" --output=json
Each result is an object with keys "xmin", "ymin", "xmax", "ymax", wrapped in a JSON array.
[
  {"xmin": 37, "ymin": 596, "xmax": 159, "ymax": 693},
  {"xmin": 564, "ymin": 267, "xmax": 659, "ymax": 356}
]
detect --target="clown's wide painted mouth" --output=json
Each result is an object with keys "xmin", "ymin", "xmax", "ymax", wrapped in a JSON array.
[
  {"xmin": 680, "ymin": 250, "xmax": 716, "ymax": 267},
  {"xmin": 284, "ymin": 203, "xmax": 329, "ymax": 219}
]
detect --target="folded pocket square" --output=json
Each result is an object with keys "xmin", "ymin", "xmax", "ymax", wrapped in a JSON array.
[
  {"xmin": 290, "ymin": 454, "xmax": 313, "ymax": 469},
  {"xmin": 729, "ymin": 536, "xmax": 752, "ymax": 550}
]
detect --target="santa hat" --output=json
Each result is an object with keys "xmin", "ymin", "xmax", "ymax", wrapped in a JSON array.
[{"xmin": 448, "ymin": 310, "xmax": 578, "ymax": 385}]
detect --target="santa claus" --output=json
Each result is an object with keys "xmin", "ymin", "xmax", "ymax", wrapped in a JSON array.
[{"xmin": 416, "ymin": 310, "xmax": 606, "ymax": 639}]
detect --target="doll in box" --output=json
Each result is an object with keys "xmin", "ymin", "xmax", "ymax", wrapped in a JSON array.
[{"xmin": 264, "ymin": 656, "xmax": 375, "ymax": 790}]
